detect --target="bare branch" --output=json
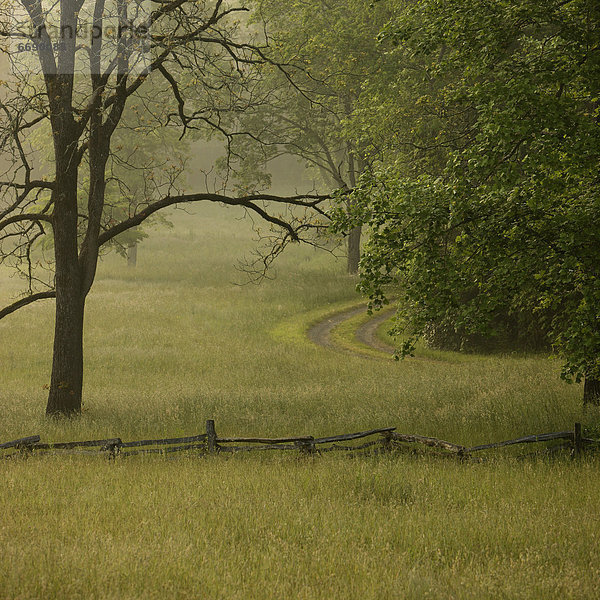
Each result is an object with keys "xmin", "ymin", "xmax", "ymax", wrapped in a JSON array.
[
  {"xmin": 97, "ymin": 192, "xmax": 330, "ymax": 246},
  {"xmin": 0, "ymin": 290, "xmax": 56, "ymax": 321},
  {"xmin": 0, "ymin": 213, "xmax": 53, "ymax": 231}
]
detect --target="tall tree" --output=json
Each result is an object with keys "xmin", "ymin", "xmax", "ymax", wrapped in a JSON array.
[
  {"xmin": 333, "ymin": 0, "xmax": 600, "ymax": 402},
  {"xmin": 0, "ymin": 0, "xmax": 328, "ymax": 416}
]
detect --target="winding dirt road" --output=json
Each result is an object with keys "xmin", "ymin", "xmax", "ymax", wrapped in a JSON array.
[{"xmin": 307, "ymin": 305, "xmax": 395, "ymax": 358}]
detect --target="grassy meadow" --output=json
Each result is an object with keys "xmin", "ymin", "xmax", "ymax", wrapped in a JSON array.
[{"xmin": 1, "ymin": 204, "xmax": 600, "ymax": 599}]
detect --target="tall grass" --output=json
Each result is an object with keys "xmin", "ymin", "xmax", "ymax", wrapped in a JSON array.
[{"xmin": 1, "ymin": 204, "xmax": 599, "ymax": 599}]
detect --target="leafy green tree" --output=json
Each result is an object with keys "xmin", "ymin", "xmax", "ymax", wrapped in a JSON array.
[{"xmin": 333, "ymin": 0, "xmax": 600, "ymax": 402}]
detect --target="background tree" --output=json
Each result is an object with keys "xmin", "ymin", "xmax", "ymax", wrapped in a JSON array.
[
  {"xmin": 223, "ymin": 0, "xmax": 393, "ymax": 274},
  {"xmin": 0, "ymin": 0, "xmax": 328, "ymax": 416},
  {"xmin": 332, "ymin": 0, "xmax": 600, "ymax": 402}
]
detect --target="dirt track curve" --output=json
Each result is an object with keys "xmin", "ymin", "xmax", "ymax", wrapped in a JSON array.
[{"xmin": 307, "ymin": 305, "xmax": 395, "ymax": 358}]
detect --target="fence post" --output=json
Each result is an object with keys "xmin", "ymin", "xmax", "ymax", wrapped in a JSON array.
[
  {"xmin": 296, "ymin": 436, "xmax": 316, "ymax": 455},
  {"xmin": 206, "ymin": 419, "xmax": 218, "ymax": 454},
  {"xmin": 103, "ymin": 439, "xmax": 122, "ymax": 460},
  {"xmin": 381, "ymin": 431, "xmax": 394, "ymax": 452},
  {"xmin": 573, "ymin": 422, "xmax": 583, "ymax": 457}
]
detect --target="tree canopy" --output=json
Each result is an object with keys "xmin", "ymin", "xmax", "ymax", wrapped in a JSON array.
[
  {"xmin": 332, "ymin": 0, "xmax": 600, "ymax": 396},
  {"xmin": 221, "ymin": 0, "xmax": 394, "ymax": 272}
]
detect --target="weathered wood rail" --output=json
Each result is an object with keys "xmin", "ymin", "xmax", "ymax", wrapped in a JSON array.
[{"xmin": 0, "ymin": 421, "xmax": 596, "ymax": 460}]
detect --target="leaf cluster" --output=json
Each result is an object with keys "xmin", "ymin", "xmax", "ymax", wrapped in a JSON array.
[{"xmin": 333, "ymin": 0, "xmax": 600, "ymax": 379}]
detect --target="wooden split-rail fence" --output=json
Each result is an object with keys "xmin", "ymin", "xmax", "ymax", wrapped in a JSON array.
[{"xmin": 0, "ymin": 421, "xmax": 596, "ymax": 460}]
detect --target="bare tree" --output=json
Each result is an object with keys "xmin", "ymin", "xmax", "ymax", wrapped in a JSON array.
[{"xmin": 0, "ymin": 0, "xmax": 328, "ymax": 416}]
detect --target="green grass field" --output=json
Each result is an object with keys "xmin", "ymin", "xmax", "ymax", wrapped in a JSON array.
[{"xmin": 1, "ymin": 204, "xmax": 599, "ymax": 599}]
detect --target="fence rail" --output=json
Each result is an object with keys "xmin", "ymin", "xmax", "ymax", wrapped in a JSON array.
[{"xmin": 0, "ymin": 421, "xmax": 596, "ymax": 460}]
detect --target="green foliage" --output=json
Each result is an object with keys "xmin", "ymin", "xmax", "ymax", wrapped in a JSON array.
[
  {"xmin": 102, "ymin": 110, "xmax": 185, "ymax": 254},
  {"xmin": 333, "ymin": 0, "xmax": 600, "ymax": 381}
]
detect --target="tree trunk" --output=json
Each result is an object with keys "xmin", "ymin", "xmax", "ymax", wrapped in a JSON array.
[
  {"xmin": 583, "ymin": 376, "xmax": 600, "ymax": 406},
  {"xmin": 347, "ymin": 226, "xmax": 361, "ymax": 274},
  {"xmin": 46, "ymin": 282, "xmax": 85, "ymax": 416},
  {"xmin": 127, "ymin": 242, "xmax": 137, "ymax": 268},
  {"xmin": 46, "ymin": 185, "xmax": 85, "ymax": 415},
  {"xmin": 344, "ymin": 137, "xmax": 365, "ymax": 275},
  {"xmin": 46, "ymin": 87, "xmax": 85, "ymax": 416}
]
